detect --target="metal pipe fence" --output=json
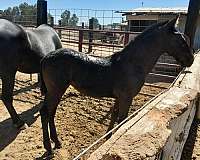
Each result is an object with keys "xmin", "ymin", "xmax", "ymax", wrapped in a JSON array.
[
  {"xmin": 48, "ymin": 8, "xmax": 126, "ymax": 28},
  {"xmin": 53, "ymin": 26, "xmax": 182, "ymax": 78},
  {"xmin": 0, "ymin": 7, "xmax": 37, "ymax": 26}
]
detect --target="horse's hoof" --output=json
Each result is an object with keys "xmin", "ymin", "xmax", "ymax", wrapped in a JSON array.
[
  {"xmin": 46, "ymin": 150, "xmax": 54, "ymax": 159},
  {"xmin": 54, "ymin": 142, "xmax": 62, "ymax": 149}
]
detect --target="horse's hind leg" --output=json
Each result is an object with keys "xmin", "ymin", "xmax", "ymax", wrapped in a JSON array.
[
  {"xmin": 40, "ymin": 101, "xmax": 52, "ymax": 155},
  {"xmin": 1, "ymin": 72, "xmax": 25, "ymax": 128},
  {"xmin": 40, "ymin": 86, "xmax": 67, "ymax": 155},
  {"xmin": 48, "ymin": 86, "xmax": 68, "ymax": 149}
]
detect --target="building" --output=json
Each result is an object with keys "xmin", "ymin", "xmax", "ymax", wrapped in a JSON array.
[{"xmin": 122, "ymin": 7, "xmax": 200, "ymax": 49}]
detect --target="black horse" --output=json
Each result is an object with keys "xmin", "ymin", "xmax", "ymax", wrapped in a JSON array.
[
  {"xmin": 0, "ymin": 19, "xmax": 62, "ymax": 128},
  {"xmin": 40, "ymin": 18, "xmax": 194, "ymax": 155}
]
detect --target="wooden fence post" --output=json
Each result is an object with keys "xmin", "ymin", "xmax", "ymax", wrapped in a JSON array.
[
  {"xmin": 81, "ymin": 22, "xmax": 84, "ymax": 29},
  {"xmin": 184, "ymin": 0, "xmax": 200, "ymax": 48},
  {"xmin": 36, "ymin": 0, "xmax": 47, "ymax": 82},
  {"xmin": 123, "ymin": 33, "xmax": 129, "ymax": 46},
  {"xmin": 50, "ymin": 16, "xmax": 54, "ymax": 27},
  {"xmin": 79, "ymin": 30, "xmax": 83, "ymax": 52},
  {"xmin": 37, "ymin": 0, "xmax": 47, "ymax": 26},
  {"xmin": 88, "ymin": 18, "xmax": 94, "ymax": 53},
  {"xmin": 58, "ymin": 20, "xmax": 62, "ymax": 39},
  {"xmin": 79, "ymin": 23, "xmax": 84, "ymax": 52}
]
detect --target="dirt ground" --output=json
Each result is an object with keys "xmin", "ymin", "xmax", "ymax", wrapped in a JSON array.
[{"xmin": 0, "ymin": 72, "xmax": 198, "ymax": 160}]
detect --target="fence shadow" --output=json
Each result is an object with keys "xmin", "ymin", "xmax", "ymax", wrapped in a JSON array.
[
  {"xmin": 13, "ymin": 80, "xmax": 39, "ymax": 96},
  {"xmin": 181, "ymin": 118, "xmax": 200, "ymax": 160}
]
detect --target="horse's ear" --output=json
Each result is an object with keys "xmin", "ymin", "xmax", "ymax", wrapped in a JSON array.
[{"xmin": 164, "ymin": 15, "xmax": 179, "ymax": 31}]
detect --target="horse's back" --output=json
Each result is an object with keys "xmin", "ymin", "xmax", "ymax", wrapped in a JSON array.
[
  {"xmin": 43, "ymin": 48, "xmax": 111, "ymax": 69},
  {"xmin": 27, "ymin": 24, "xmax": 62, "ymax": 55},
  {"xmin": 42, "ymin": 48, "xmax": 114, "ymax": 97},
  {"xmin": 0, "ymin": 19, "xmax": 28, "ymax": 69},
  {"xmin": 0, "ymin": 19, "xmax": 25, "ymax": 39}
]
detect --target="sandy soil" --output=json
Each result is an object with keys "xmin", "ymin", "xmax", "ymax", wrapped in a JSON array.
[{"xmin": 0, "ymin": 72, "xmax": 198, "ymax": 160}]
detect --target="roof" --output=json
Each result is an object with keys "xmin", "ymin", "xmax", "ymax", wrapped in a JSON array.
[{"xmin": 122, "ymin": 7, "xmax": 188, "ymax": 15}]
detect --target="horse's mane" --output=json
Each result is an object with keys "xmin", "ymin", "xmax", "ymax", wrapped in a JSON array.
[
  {"xmin": 110, "ymin": 20, "xmax": 168, "ymax": 62},
  {"xmin": 140, "ymin": 20, "xmax": 168, "ymax": 35}
]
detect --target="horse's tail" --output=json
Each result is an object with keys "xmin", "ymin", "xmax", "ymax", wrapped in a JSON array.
[{"xmin": 40, "ymin": 58, "xmax": 47, "ymax": 96}]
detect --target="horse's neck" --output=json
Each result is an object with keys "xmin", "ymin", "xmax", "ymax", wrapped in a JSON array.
[{"xmin": 123, "ymin": 36, "xmax": 164, "ymax": 75}]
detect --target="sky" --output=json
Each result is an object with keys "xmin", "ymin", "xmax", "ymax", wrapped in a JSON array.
[
  {"xmin": 0, "ymin": 0, "xmax": 190, "ymax": 25},
  {"xmin": 1, "ymin": 0, "xmax": 190, "ymax": 10}
]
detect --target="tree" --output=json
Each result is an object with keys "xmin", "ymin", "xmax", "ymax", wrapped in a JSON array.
[
  {"xmin": 2, "ymin": 2, "xmax": 37, "ymax": 25},
  {"xmin": 2, "ymin": 7, "xmax": 20, "ymax": 21},
  {"xmin": 19, "ymin": 2, "xmax": 37, "ymax": 16},
  {"xmin": 60, "ymin": 10, "xmax": 79, "ymax": 27},
  {"xmin": 12, "ymin": 6, "xmax": 21, "ymax": 22},
  {"xmin": 111, "ymin": 23, "xmax": 120, "ymax": 29},
  {"xmin": 47, "ymin": 13, "xmax": 53, "ymax": 25},
  {"xmin": 61, "ymin": 10, "xmax": 70, "ymax": 26},
  {"xmin": 90, "ymin": 17, "xmax": 100, "ymax": 29},
  {"xmin": 19, "ymin": 2, "xmax": 37, "ymax": 24},
  {"xmin": 69, "ymin": 14, "xmax": 79, "ymax": 27},
  {"xmin": 3, "ymin": 7, "xmax": 12, "ymax": 15}
]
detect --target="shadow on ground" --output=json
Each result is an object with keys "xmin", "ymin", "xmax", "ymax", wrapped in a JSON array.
[
  {"xmin": 0, "ymin": 101, "xmax": 42, "ymax": 152},
  {"xmin": 181, "ymin": 118, "xmax": 200, "ymax": 160},
  {"xmin": 0, "ymin": 80, "xmax": 42, "ymax": 152}
]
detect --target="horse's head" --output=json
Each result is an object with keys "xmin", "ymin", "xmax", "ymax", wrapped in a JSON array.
[{"xmin": 161, "ymin": 17, "xmax": 194, "ymax": 67}]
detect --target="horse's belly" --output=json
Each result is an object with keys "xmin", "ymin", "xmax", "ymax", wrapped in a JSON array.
[
  {"xmin": 17, "ymin": 63, "xmax": 40, "ymax": 74},
  {"xmin": 72, "ymin": 83, "xmax": 114, "ymax": 98}
]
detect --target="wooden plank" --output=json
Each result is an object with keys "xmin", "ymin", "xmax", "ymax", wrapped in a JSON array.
[
  {"xmin": 146, "ymin": 73, "xmax": 176, "ymax": 83},
  {"xmin": 87, "ymin": 87, "xmax": 198, "ymax": 160},
  {"xmin": 174, "ymin": 53, "xmax": 200, "ymax": 118},
  {"xmin": 144, "ymin": 83, "xmax": 169, "ymax": 89},
  {"xmin": 162, "ymin": 100, "xmax": 196, "ymax": 159},
  {"xmin": 156, "ymin": 62, "xmax": 180, "ymax": 68}
]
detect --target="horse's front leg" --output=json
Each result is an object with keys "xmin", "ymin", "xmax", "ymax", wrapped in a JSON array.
[
  {"xmin": 118, "ymin": 95, "xmax": 133, "ymax": 123},
  {"xmin": 1, "ymin": 72, "xmax": 25, "ymax": 128},
  {"xmin": 106, "ymin": 96, "xmax": 133, "ymax": 139},
  {"xmin": 106, "ymin": 99, "xmax": 119, "ymax": 136},
  {"xmin": 48, "ymin": 92, "xmax": 66, "ymax": 150}
]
